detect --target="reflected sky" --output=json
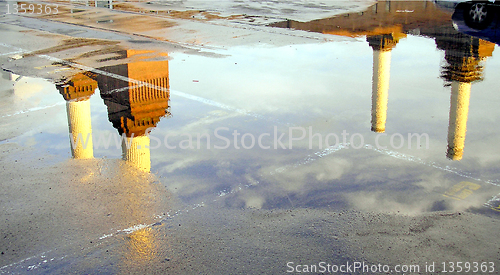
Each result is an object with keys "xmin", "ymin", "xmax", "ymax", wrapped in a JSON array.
[{"xmin": 4, "ymin": 0, "xmax": 500, "ymax": 219}]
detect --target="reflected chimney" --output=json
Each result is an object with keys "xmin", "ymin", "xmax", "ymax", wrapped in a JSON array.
[
  {"xmin": 122, "ymin": 135, "xmax": 151, "ymax": 172},
  {"xmin": 66, "ymin": 100, "xmax": 94, "ymax": 159},
  {"xmin": 446, "ymin": 81, "xmax": 471, "ymax": 160},
  {"xmin": 436, "ymin": 33, "xmax": 495, "ymax": 160},
  {"xmin": 57, "ymin": 73, "xmax": 98, "ymax": 159},
  {"xmin": 367, "ymin": 34, "xmax": 399, "ymax": 133},
  {"xmin": 371, "ymin": 49, "xmax": 391, "ymax": 133}
]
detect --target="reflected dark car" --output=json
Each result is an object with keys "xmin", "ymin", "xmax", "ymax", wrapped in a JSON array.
[{"xmin": 452, "ymin": 1, "xmax": 500, "ymax": 44}]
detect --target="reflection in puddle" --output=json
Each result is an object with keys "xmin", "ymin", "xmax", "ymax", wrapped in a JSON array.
[
  {"xmin": 57, "ymin": 73, "xmax": 97, "ymax": 159},
  {"xmin": 439, "ymin": 32, "xmax": 494, "ymax": 160},
  {"xmin": 57, "ymin": 50, "xmax": 171, "ymax": 171},
  {"xmin": 4, "ymin": 0, "xmax": 500, "ymax": 221},
  {"xmin": 4, "ymin": 1, "xmax": 500, "ymax": 272},
  {"xmin": 269, "ymin": 1, "xmax": 451, "ymax": 37},
  {"xmin": 447, "ymin": 81, "xmax": 471, "ymax": 160},
  {"xmin": 52, "ymin": 55, "xmax": 173, "ymax": 269},
  {"xmin": 368, "ymin": 34, "xmax": 399, "ymax": 133},
  {"xmin": 124, "ymin": 227, "xmax": 157, "ymax": 265},
  {"xmin": 272, "ymin": 0, "xmax": 497, "ymax": 160},
  {"xmin": 97, "ymin": 49, "xmax": 170, "ymax": 172},
  {"xmin": 452, "ymin": 1, "xmax": 500, "ymax": 45}
]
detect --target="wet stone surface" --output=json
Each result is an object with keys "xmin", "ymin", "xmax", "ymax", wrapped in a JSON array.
[{"xmin": 1, "ymin": 0, "xmax": 500, "ymax": 274}]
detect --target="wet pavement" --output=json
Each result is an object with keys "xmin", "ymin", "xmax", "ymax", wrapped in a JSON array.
[{"xmin": 2, "ymin": 0, "xmax": 500, "ymax": 274}]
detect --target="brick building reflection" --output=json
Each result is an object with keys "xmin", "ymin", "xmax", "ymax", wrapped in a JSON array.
[
  {"xmin": 57, "ymin": 50, "xmax": 170, "ymax": 171},
  {"xmin": 57, "ymin": 73, "xmax": 98, "ymax": 159},
  {"xmin": 96, "ymin": 50, "xmax": 171, "ymax": 172}
]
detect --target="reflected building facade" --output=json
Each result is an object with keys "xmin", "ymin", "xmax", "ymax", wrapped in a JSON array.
[
  {"xmin": 57, "ymin": 73, "xmax": 98, "ymax": 159},
  {"xmin": 96, "ymin": 50, "xmax": 171, "ymax": 172},
  {"xmin": 270, "ymin": 1, "xmax": 452, "ymax": 37}
]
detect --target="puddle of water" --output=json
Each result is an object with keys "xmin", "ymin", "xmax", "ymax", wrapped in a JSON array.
[
  {"xmin": 5, "ymin": 1, "xmax": 500, "ymax": 272},
  {"xmin": 4, "ymin": 0, "xmax": 500, "ymax": 217}
]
